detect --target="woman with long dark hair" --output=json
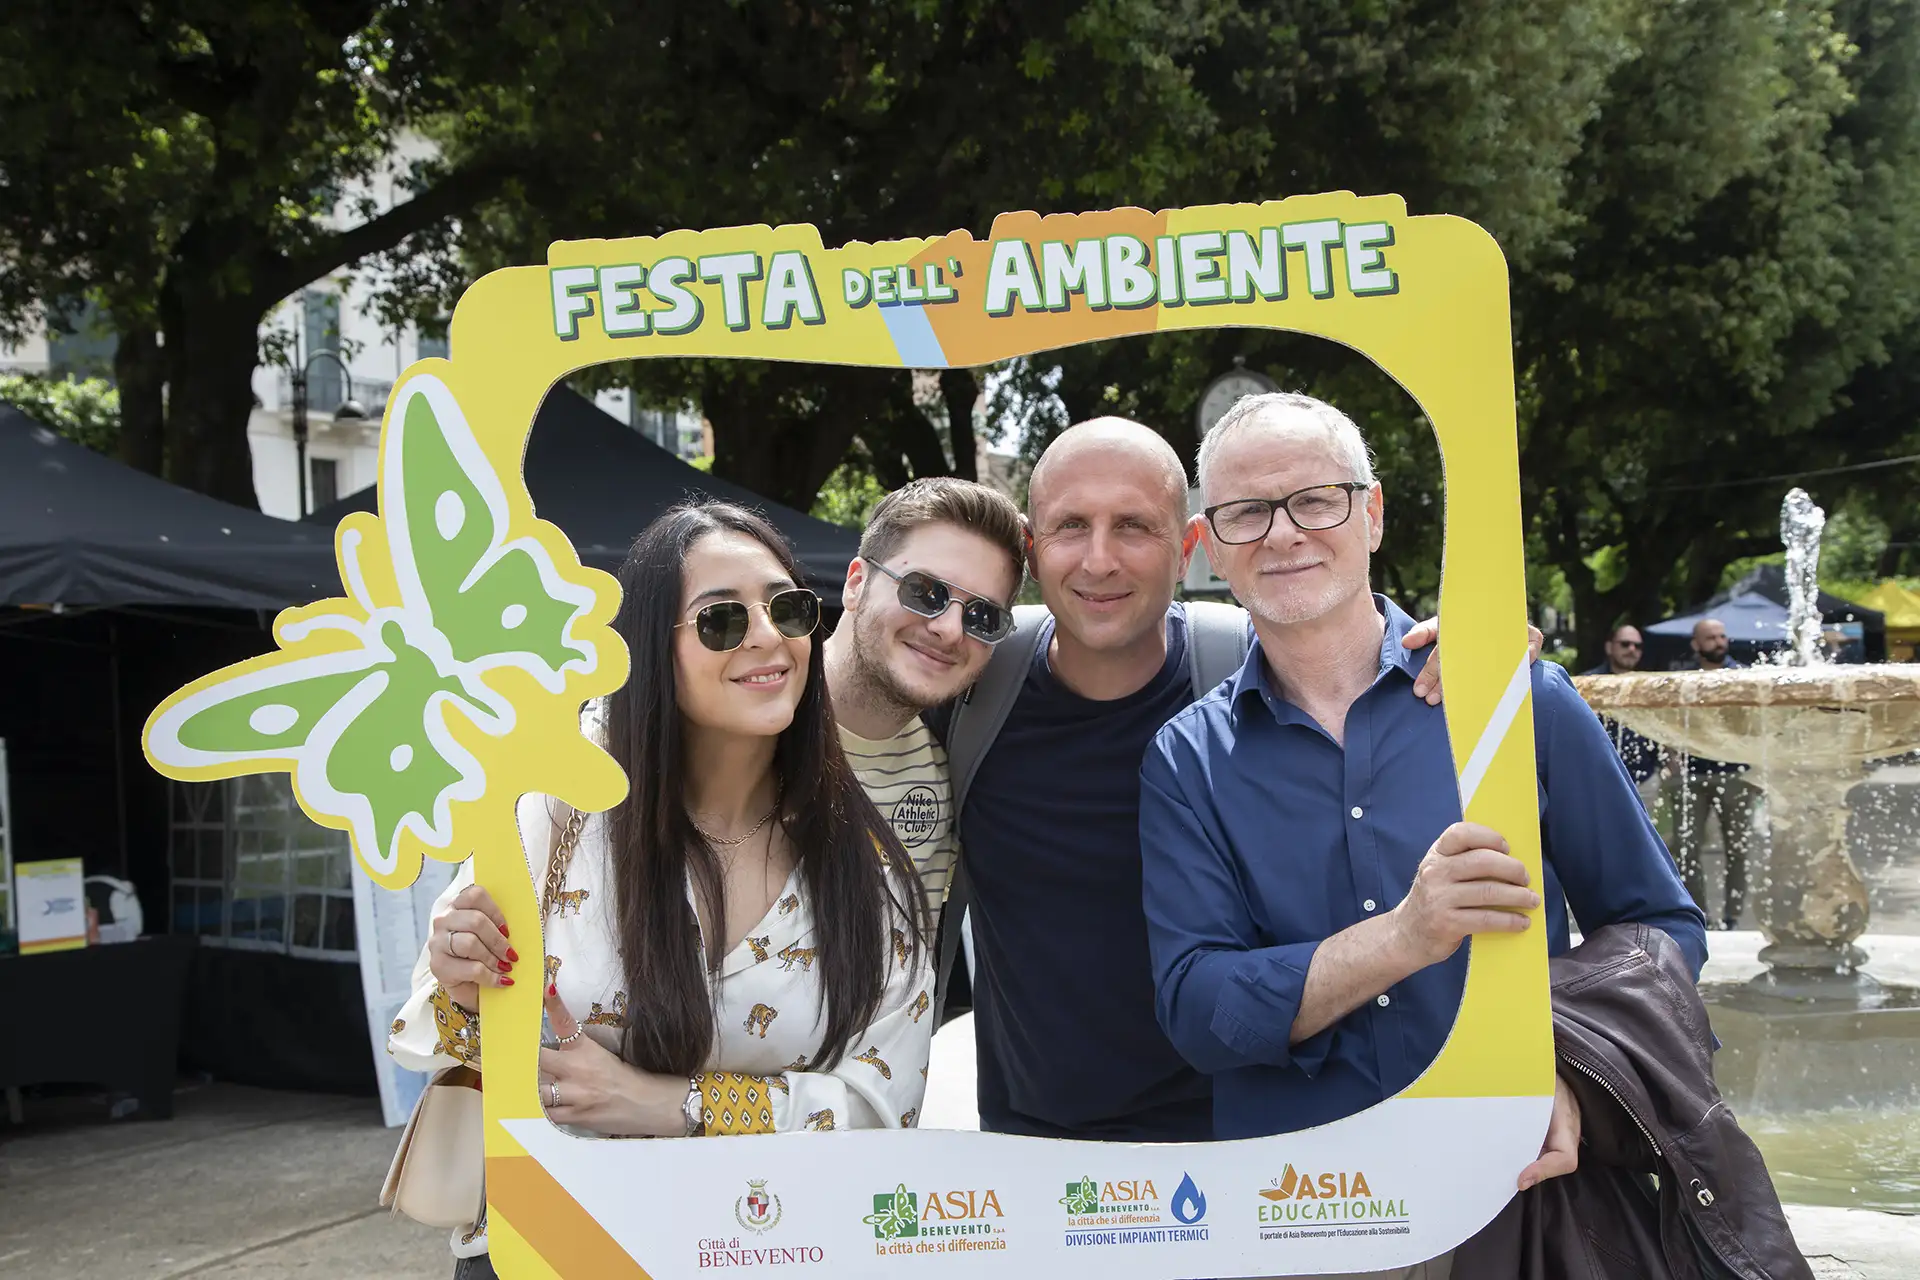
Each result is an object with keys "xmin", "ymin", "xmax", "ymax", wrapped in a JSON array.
[{"xmin": 391, "ymin": 501, "xmax": 932, "ymax": 1274}]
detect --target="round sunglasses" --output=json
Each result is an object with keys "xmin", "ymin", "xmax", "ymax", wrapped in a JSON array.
[
  {"xmin": 864, "ymin": 559, "xmax": 1015, "ymax": 645},
  {"xmin": 676, "ymin": 587, "xmax": 821, "ymax": 652}
]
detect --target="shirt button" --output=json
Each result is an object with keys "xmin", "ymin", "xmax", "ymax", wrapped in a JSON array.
[
  {"xmin": 1350, "ymin": 806, "xmax": 1364, "ymax": 819},
  {"xmin": 1377, "ymin": 994, "xmax": 1391, "ymax": 1007},
  {"xmin": 1363, "ymin": 899, "xmax": 1377, "ymax": 912}
]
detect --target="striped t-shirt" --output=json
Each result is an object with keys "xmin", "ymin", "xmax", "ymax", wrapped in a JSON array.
[{"xmin": 840, "ymin": 719, "xmax": 957, "ymax": 930}]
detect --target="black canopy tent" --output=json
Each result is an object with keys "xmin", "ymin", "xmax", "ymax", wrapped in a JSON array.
[
  {"xmin": 0, "ymin": 404, "xmax": 339, "ymax": 608},
  {"xmin": 0, "ymin": 405, "xmax": 370, "ymax": 1096},
  {"xmin": 307, "ymin": 386, "xmax": 860, "ymax": 587}
]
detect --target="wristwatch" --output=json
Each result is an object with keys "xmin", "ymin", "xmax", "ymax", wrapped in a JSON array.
[{"xmin": 683, "ymin": 1076, "xmax": 705, "ymax": 1136}]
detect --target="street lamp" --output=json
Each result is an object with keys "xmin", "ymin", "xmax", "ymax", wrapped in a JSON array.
[{"xmin": 289, "ymin": 350, "xmax": 366, "ymax": 516}]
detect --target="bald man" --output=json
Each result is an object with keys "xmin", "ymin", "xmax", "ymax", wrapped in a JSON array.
[
  {"xmin": 1667, "ymin": 618, "xmax": 1758, "ymax": 928},
  {"xmin": 934, "ymin": 416, "xmax": 1460, "ymax": 1143}
]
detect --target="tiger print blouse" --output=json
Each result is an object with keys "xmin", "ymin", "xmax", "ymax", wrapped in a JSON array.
[{"xmin": 388, "ymin": 790, "xmax": 935, "ymax": 1255}]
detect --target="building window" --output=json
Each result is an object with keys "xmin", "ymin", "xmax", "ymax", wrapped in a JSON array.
[
  {"xmin": 416, "ymin": 323, "xmax": 449, "ymax": 361},
  {"xmin": 47, "ymin": 300, "xmax": 118, "ymax": 380},
  {"xmin": 303, "ymin": 289, "xmax": 345, "ymax": 414},
  {"xmin": 168, "ymin": 776, "xmax": 356, "ymax": 962},
  {"xmin": 310, "ymin": 458, "xmax": 340, "ymax": 509}
]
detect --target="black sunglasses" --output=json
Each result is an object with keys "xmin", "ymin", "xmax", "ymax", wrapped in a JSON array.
[
  {"xmin": 864, "ymin": 559, "xmax": 1015, "ymax": 645},
  {"xmin": 676, "ymin": 588, "xmax": 821, "ymax": 652}
]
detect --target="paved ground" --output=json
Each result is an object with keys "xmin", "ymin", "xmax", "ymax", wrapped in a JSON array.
[
  {"xmin": 2, "ymin": 948, "xmax": 1913, "ymax": 1279},
  {"xmin": 0, "ymin": 1082, "xmax": 447, "ymax": 1280}
]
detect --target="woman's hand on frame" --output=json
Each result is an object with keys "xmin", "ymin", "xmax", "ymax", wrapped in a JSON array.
[
  {"xmin": 427, "ymin": 881, "xmax": 517, "ymax": 1010},
  {"xmin": 538, "ymin": 985, "xmax": 691, "ymax": 1137}
]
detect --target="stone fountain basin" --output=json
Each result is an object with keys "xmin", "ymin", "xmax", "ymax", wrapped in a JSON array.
[{"xmin": 1573, "ymin": 665, "xmax": 1920, "ymax": 769}]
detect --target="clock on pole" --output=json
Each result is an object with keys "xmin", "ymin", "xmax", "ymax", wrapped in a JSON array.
[
  {"xmin": 1187, "ymin": 359, "xmax": 1279, "ymax": 594},
  {"xmin": 1196, "ymin": 357, "xmax": 1280, "ymax": 438}
]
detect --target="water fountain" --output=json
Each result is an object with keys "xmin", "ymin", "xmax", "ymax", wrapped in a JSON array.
[{"xmin": 1575, "ymin": 489, "xmax": 1920, "ymax": 1208}]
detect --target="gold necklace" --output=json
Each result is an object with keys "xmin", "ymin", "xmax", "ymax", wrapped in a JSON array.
[{"xmin": 690, "ymin": 788, "xmax": 782, "ymax": 848}]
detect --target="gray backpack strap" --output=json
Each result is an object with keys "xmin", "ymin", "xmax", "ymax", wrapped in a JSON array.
[
  {"xmin": 1183, "ymin": 599, "xmax": 1252, "ymax": 700},
  {"xmin": 931, "ymin": 603, "xmax": 1050, "ymax": 1025},
  {"xmin": 944, "ymin": 603, "xmax": 1051, "ymax": 818}
]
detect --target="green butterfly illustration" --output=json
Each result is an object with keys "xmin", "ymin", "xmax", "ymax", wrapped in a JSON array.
[
  {"xmin": 863, "ymin": 1183, "xmax": 919, "ymax": 1240},
  {"xmin": 1059, "ymin": 1176, "xmax": 1100, "ymax": 1216},
  {"xmin": 143, "ymin": 374, "xmax": 602, "ymax": 878}
]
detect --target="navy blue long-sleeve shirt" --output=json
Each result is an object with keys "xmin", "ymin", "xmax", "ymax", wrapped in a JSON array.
[{"xmin": 1139, "ymin": 596, "xmax": 1707, "ymax": 1140}]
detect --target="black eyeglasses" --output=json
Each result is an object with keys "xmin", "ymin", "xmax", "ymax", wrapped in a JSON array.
[
  {"xmin": 864, "ymin": 559, "xmax": 1016, "ymax": 645},
  {"xmin": 1203, "ymin": 481, "xmax": 1372, "ymax": 545},
  {"xmin": 676, "ymin": 588, "xmax": 821, "ymax": 652},
  {"xmin": 1613, "ymin": 640, "xmax": 1643, "ymax": 650}
]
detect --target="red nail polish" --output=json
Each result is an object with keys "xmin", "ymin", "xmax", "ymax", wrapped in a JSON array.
[
  {"xmin": 500, "ymin": 924, "xmax": 510, "ymax": 937},
  {"xmin": 548, "ymin": 983, "xmax": 557, "ymax": 997},
  {"xmin": 506, "ymin": 947, "xmax": 520, "ymax": 963},
  {"xmin": 499, "ymin": 976, "xmax": 515, "ymax": 986},
  {"xmin": 497, "ymin": 961, "xmax": 512, "ymax": 973}
]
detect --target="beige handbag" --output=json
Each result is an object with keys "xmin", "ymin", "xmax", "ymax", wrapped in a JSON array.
[
  {"xmin": 381, "ymin": 807, "xmax": 586, "ymax": 1231},
  {"xmin": 381, "ymin": 1064, "xmax": 486, "ymax": 1228}
]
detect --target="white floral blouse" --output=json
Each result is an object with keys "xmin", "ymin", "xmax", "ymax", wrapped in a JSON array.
[{"xmin": 388, "ymin": 790, "xmax": 935, "ymax": 1254}]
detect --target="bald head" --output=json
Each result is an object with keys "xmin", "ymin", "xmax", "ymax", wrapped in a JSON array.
[
  {"xmin": 1029, "ymin": 417, "xmax": 1187, "ymax": 524},
  {"xmin": 1692, "ymin": 617, "xmax": 1730, "ymax": 665}
]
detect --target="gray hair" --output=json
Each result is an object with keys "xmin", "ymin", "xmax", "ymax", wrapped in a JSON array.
[{"xmin": 1196, "ymin": 392, "xmax": 1376, "ymax": 500}]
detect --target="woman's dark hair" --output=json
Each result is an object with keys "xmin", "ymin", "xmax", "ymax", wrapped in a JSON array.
[{"xmin": 601, "ymin": 500, "xmax": 924, "ymax": 1074}]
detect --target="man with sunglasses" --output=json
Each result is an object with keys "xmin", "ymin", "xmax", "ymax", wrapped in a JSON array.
[
  {"xmin": 822, "ymin": 477, "xmax": 1026, "ymax": 937},
  {"xmin": 1136, "ymin": 395, "xmax": 1704, "ymax": 1276},
  {"xmin": 1582, "ymin": 624, "xmax": 1661, "ymax": 811}
]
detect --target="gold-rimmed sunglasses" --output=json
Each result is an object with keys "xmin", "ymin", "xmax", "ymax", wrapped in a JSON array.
[{"xmin": 674, "ymin": 588, "xmax": 821, "ymax": 652}]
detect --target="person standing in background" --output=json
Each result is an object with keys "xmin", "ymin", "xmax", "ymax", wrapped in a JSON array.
[{"xmin": 1666, "ymin": 618, "xmax": 1759, "ymax": 929}]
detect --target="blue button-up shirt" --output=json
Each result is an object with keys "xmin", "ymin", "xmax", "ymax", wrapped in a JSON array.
[{"xmin": 1139, "ymin": 596, "xmax": 1707, "ymax": 1140}]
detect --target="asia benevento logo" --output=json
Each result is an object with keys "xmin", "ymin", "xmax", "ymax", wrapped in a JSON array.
[
  {"xmin": 1257, "ymin": 1163, "xmax": 1411, "ymax": 1241},
  {"xmin": 863, "ymin": 1182, "xmax": 1007, "ymax": 1257},
  {"xmin": 1060, "ymin": 1172, "xmax": 1208, "ymax": 1246}
]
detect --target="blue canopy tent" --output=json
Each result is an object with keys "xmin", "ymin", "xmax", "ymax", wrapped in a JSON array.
[{"xmin": 1645, "ymin": 566, "xmax": 1884, "ymax": 668}]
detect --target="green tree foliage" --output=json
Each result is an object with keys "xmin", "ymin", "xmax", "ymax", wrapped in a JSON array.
[
  {"xmin": 1519, "ymin": 0, "xmax": 1920, "ymax": 658},
  {"xmin": 0, "ymin": 375, "xmax": 121, "ymax": 455},
  {"xmin": 9, "ymin": 0, "xmax": 1920, "ymax": 669}
]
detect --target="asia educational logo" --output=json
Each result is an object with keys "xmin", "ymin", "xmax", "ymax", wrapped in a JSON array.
[
  {"xmin": 1060, "ymin": 1172, "xmax": 1209, "ymax": 1248},
  {"xmin": 1257, "ymin": 1163, "xmax": 1411, "ymax": 1242},
  {"xmin": 863, "ymin": 1182, "xmax": 1007, "ymax": 1258}
]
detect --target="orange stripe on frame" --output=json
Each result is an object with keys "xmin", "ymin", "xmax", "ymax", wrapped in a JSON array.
[{"xmin": 489, "ymin": 1154, "xmax": 654, "ymax": 1279}]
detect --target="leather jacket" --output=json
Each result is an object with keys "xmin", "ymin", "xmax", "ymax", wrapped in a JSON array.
[{"xmin": 1455, "ymin": 922, "xmax": 1812, "ymax": 1279}]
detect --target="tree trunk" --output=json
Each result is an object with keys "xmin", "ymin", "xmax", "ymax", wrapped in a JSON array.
[
  {"xmin": 113, "ymin": 324, "xmax": 166, "ymax": 476},
  {"xmin": 940, "ymin": 368, "xmax": 979, "ymax": 484},
  {"xmin": 161, "ymin": 278, "xmax": 267, "ymax": 509},
  {"xmin": 704, "ymin": 365, "xmax": 866, "ymax": 510}
]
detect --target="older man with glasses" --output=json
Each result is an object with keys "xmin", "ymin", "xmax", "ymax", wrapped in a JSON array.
[{"xmin": 1137, "ymin": 392, "xmax": 1705, "ymax": 1279}]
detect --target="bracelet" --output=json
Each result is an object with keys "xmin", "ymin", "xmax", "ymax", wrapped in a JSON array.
[{"xmin": 683, "ymin": 1075, "xmax": 705, "ymax": 1136}]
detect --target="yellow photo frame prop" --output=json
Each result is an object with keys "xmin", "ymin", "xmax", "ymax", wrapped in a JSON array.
[{"xmin": 143, "ymin": 193, "xmax": 1547, "ymax": 1278}]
